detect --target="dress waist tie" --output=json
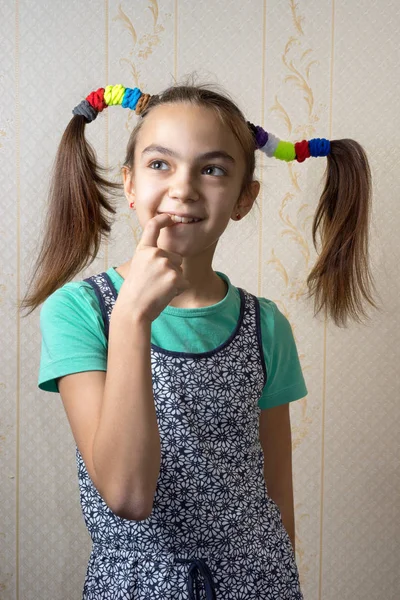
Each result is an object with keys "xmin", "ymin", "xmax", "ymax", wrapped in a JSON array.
[{"xmin": 174, "ymin": 557, "xmax": 217, "ymax": 599}]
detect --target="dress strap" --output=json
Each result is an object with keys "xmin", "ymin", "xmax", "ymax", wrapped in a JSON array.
[{"xmin": 83, "ymin": 271, "xmax": 118, "ymax": 340}]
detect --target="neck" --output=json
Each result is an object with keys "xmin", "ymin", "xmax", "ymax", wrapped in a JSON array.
[{"xmin": 168, "ymin": 266, "xmax": 227, "ymax": 309}]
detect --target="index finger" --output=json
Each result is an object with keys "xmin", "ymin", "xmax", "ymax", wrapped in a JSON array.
[{"xmin": 138, "ymin": 213, "xmax": 176, "ymax": 248}]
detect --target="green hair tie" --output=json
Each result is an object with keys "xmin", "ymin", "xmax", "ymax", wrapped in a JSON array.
[{"xmin": 274, "ymin": 140, "xmax": 296, "ymax": 162}]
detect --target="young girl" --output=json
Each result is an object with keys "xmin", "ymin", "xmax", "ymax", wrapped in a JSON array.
[{"xmin": 21, "ymin": 81, "xmax": 377, "ymax": 599}]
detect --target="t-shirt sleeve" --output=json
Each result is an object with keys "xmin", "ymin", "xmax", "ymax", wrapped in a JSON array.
[
  {"xmin": 258, "ymin": 299, "xmax": 308, "ymax": 410},
  {"xmin": 38, "ymin": 284, "xmax": 108, "ymax": 393}
]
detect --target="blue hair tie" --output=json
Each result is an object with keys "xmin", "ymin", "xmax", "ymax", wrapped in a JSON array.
[
  {"xmin": 309, "ymin": 138, "xmax": 331, "ymax": 157},
  {"xmin": 122, "ymin": 87, "xmax": 142, "ymax": 110}
]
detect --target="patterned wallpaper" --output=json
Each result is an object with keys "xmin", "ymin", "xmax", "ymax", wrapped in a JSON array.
[{"xmin": 1, "ymin": 0, "xmax": 399, "ymax": 598}]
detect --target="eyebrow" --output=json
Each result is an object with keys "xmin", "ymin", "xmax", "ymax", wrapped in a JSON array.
[{"xmin": 141, "ymin": 144, "xmax": 236, "ymax": 164}]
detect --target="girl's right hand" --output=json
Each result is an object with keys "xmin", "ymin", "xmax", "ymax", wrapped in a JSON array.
[{"xmin": 117, "ymin": 213, "xmax": 191, "ymax": 323}]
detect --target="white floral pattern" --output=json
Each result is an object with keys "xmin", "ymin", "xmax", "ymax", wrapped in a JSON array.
[{"xmin": 79, "ymin": 271, "xmax": 303, "ymax": 599}]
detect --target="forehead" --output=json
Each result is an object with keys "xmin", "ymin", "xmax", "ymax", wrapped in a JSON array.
[{"xmin": 136, "ymin": 102, "xmax": 243, "ymax": 159}]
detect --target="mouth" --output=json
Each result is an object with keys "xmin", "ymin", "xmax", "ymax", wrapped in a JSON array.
[
  {"xmin": 159, "ymin": 213, "xmax": 204, "ymax": 225},
  {"xmin": 172, "ymin": 220, "xmax": 202, "ymax": 226}
]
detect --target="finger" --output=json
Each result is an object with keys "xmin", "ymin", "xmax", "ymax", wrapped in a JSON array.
[
  {"xmin": 138, "ymin": 213, "xmax": 176, "ymax": 248},
  {"xmin": 165, "ymin": 251, "xmax": 183, "ymax": 268}
]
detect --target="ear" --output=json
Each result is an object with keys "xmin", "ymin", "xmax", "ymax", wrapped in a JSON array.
[
  {"xmin": 248, "ymin": 180, "xmax": 260, "ymax": 203},
  {"xmin": 234, "ymin": 179, "xmax": 260, "ymax": 217},
  {"xmin": 122, "ymin": 166, "xmax": 135, "ymax": 201}
]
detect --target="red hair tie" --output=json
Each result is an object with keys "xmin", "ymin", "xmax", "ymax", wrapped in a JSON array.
[
  {"xmin": 294, "ymin": 140, "xmax": 311, "ymax": 163},
  {"xmin": 86, "ymin": 88, "xmax": 107, "ymax": 112}
]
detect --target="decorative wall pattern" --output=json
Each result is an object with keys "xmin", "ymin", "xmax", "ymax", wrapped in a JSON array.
[{"xmin": 1, "ymin": 0, "xmax": 399, "ymax": 599}]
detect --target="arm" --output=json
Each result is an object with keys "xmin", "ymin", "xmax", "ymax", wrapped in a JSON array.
[
  {"xmin": 58, "ymin": 307, "xmax": 161, "ymax": 521},
  {"xmin": 259, "ymin": 402, "xmax": 296, "ymax": 553}
]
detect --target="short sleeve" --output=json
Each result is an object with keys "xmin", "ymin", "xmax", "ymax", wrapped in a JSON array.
[
  {"xmin": 258, "ymin": 300, "xmax": 308, "ymax": 410},
  {"xmin": 38, "ymin": 283, "xmax": 108, "ymax": 393}
]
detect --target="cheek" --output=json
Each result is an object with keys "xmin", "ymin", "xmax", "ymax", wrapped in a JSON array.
[{"xmin": 135, "ymin": 175, "xmax": 162, "ymax": 202}]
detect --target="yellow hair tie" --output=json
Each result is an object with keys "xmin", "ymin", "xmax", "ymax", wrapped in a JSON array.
[
  {"xmin": 274, "ymin": 141, "xmax": 296, "ymax": 162},
  {"xmin": 104, "ymin": 84, "xmax": 126, "ymax": 106}
]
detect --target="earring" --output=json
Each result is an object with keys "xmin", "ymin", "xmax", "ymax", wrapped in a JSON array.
[
  {"xmin": 236, "ymin": 213, "xmax": 241, "ymax": 220},
  {"xmin": 129, "ymin": 202, "xmax": 135, "ymax": 209}
]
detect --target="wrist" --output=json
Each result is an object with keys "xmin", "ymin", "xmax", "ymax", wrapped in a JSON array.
[{"xmin": 112, "ymin": 300, "xmax": 152, "ymax": 328}]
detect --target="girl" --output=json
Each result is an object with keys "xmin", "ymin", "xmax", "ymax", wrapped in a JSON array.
[{"xmin": 21, "ymin": 81, "xmax": 377, "ymax": 599}]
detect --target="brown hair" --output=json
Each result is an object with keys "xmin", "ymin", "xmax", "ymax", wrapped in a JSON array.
[{"xmin": 20, "ymin": 80, "xmax": 379, "ymax": 327}]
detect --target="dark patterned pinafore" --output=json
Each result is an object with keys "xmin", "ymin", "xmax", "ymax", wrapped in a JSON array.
[{"xmin": 80, "ymin": 271, "xmax": 303, "ymax": 599}]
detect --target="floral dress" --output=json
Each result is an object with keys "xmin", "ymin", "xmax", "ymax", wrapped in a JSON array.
[{"xmin": 78, "ymin": 271, "xmax": 303, "ymax": 599}]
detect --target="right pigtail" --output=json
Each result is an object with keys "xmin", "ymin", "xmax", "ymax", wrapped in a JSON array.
[
  {"xmin": 20, "ymin": 114, "xmax": 121, "ymax": 316},
  {"xmin": 20, "ymin": 85, "xmax": 155, "ymax": 316}
]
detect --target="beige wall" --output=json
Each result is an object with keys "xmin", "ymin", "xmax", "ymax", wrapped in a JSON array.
[{"xmin": 1, "ymin": 1, "xmax": 399, "ymax": 598}]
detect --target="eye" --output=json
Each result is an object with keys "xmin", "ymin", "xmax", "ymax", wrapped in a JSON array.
[
  {"xmin": 149, "ymin": 160, "xmax": 169, "ymax": 170},
  {"xmin": 203, "ymin": 165, "xmax": 226, "ymax": 177}
]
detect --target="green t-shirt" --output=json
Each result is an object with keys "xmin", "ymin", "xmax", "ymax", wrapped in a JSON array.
[{"xmin": 38, "ymin": 268, "xmax": 307, "ymax": 409}]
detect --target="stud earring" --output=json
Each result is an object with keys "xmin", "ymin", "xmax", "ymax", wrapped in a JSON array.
[
  {"xmin": 236, "ymin": 213, "xmax": 241, "ymax": 220},
  {"xmin": 129, "ymin": 202, "xmax": 135, "ymax": 209}
]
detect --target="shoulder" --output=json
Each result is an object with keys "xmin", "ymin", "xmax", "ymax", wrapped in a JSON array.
[
  {"xmin": 38, "ymin": 278, "xmax": 108, "ymax": 393},
  {"xmin": 254, "ymin": 294, "xmax": 300, "ymax": 359},
  {"xmin": 252, "ymin": 294, "xmax": 308, "ymax": 408},
  {"xmin": 39, "ymin": 277, "xmax": 106, "ymax": 347},
  {"xmin": 256, "ymin": 296, "xmax": 294, "ymax": 341},
  {"xmin": 40, "ymin": 279, "xmax": 101, "ymax": 324}
]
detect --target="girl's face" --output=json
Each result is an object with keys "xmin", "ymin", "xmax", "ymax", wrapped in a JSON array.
[{"xmin": 123, "ymin": 102, "xmax": 259, "ymax": 256}]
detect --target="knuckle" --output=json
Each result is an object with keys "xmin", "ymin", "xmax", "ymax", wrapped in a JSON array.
[
  {"xmin": 160, "ymin": 256, "xmax": 170, "ymax": 268},
  {"xmin": 168, "ymin": 269, "xmax": 179, "ymax": 284}
]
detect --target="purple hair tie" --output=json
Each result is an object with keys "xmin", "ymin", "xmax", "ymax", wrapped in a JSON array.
[{"xmin": 254, "ymin": 126, "xmax": 269, "ymax": 149}]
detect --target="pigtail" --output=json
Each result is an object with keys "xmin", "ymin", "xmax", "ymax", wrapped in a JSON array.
[
  {"xmin": 306, "ymin": 139, "xmax": 379, "ymax": 327},
  {"xmin": 19, "ymin": 114, "xmax": 121, "ymax": 316},
  {"xmin": 250, "ymin": 122, "xmax": 380, "ymax": 327}
]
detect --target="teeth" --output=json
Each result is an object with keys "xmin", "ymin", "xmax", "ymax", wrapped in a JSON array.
[{"xmin": 169, "ymin": 214, "xmax": 199, "ymax": 223}]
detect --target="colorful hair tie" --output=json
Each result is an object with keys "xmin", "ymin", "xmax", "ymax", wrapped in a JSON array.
[
  {"xmin": 72, "ymin": 88, "xmax": 331, "ymax": 163},
  {"xmin": 86, "ymin": 88, "xmax": 106, "ymax": 112},
  {"xmin": 72, "ymin": 99, "xmax": 98, "ymax": 122},
  {"xmin": 255, "ymin": 126, "xmax": 269, "ymax": 149},
  {"xmin": 104, "ymin": 84, "xmax": 126, "ymax": 106},
  {"xmin": 294, "ymin": 140, "xmax": 311, "ymax": 163},
  {"xmin": 72, "ymin": 85, "xmax": 150, "ymax": 122},
  {"xmin": 135, "ymin": 93, "xmax": 151, "ymax": 115},
  {"xmin": 260, "ymin": 132, "xmax": 280, "ymax": 157},
  {"xmin": 308, "ymin": 138, "xmax": 331, "ymax": 157},
  {"xmin": 122, "ymin": 87, "xmax": 142, "ymax": 109},
  {"xmin": 274, "ymin": 140, "xmax": 296, "ymax": 162},
  {"xmin": 247, "ymin": 123, "xmax": 331, "ymax": 162}
]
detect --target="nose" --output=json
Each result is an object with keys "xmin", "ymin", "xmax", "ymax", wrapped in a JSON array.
[{"xmin": 168, "ymin": 168, "xmax": 199, "ymax": 201}]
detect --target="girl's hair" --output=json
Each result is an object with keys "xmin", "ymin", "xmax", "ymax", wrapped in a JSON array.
[{"xmin": 20, "ymin": 79, "xmax": 379, "ymax": 327}]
